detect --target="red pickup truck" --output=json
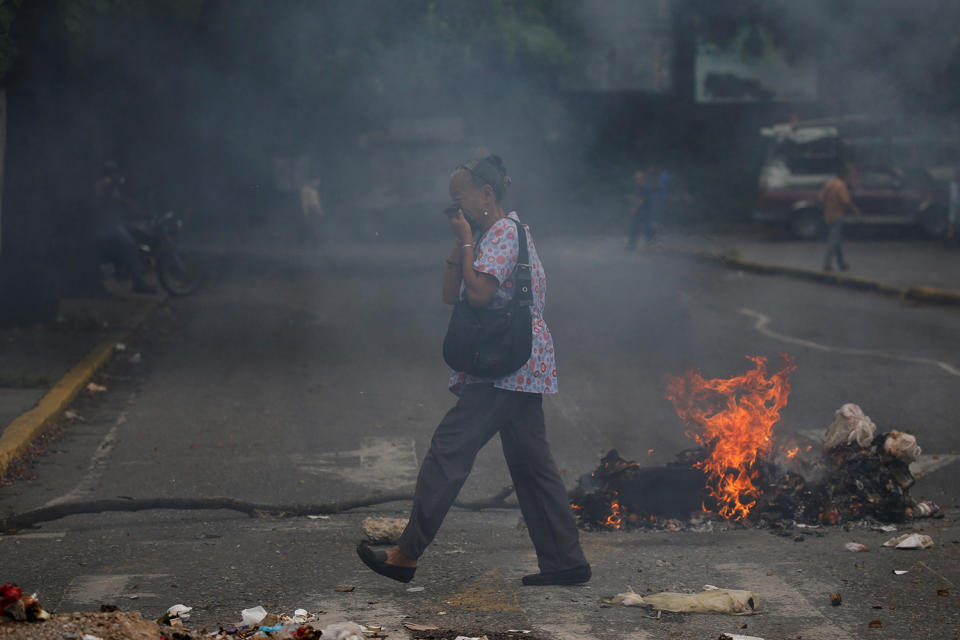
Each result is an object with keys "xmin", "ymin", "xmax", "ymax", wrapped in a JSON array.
[{"xmin": 753, "ymin": 122, "xmax": 950, "ymax": 239}]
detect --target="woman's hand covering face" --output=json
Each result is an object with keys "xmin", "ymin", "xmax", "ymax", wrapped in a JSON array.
[{"xmin": 447, "ymin": 209, "xmax": 473, "ymax": 244}]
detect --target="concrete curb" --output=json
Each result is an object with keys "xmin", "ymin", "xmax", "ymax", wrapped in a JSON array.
[
  {"xmin": 664, "ymin": 245, "xmax": 960, "ymax": 306},
  {"xmin": 0, "ymin": 300, "xmax": 159, "ymax": 476}
]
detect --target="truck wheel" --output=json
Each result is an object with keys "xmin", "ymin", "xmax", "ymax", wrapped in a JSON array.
[{"xmin": 790, "ymin": 209, "xmax": 824, "ymax": 241}]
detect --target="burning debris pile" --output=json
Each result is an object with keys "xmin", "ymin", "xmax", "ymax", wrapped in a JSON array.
[{"xmin": 571, "ymin": 356, "xmax": 934, "ymax": 530}]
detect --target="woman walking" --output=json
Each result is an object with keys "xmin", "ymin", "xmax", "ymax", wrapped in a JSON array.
[{"xmin": 357, "ymin": 155, "xmax": 590, "ymax": 586}]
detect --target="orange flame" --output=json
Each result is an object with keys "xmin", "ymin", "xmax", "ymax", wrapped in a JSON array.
[
  {"xmin": 785, "ymin": 447, "xmax": 799, "ymax": 459},
  {"xmin": 665, "ymin": 355, "xmax": 796, "ymax": 521},
  {"xmin": 603, "ymin": 498, "xmax": 623, "ymax": 529}
]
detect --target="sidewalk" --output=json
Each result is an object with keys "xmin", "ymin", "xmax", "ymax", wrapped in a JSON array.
[
  {"xmin": 0, "ymin": 295, "xmax": 160, "ymax": 476},
  {"xmin": 663, "ymin": 232, "xmax": 960, "ymax": 304}
]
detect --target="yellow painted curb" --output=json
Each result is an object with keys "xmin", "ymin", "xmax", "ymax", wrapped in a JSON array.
[
  {"xmin": 663, "ymin": 244, "xmax": 960, "ymax": 304},
  {"xmin": 0, "ymin": 340, "xmax": 116, "ymax": 475},
  {"xmin": 905, "ymin": 285, "xmax": 960, "ymax": 305},
  {"xmin": 0, "ymin": 300, "xmax": 160, "ymax": 476}
]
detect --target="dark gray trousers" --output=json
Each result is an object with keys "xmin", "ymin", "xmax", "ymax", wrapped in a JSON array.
[{"xmin": 397, "ymin": 384, "xmax": 588, "ymax": 573}]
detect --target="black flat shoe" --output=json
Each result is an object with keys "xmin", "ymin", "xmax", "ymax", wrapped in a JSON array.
[
  {"xmin": 522, "ymin": 564, "xmax": 591, "ymax": 586},
  {"xmin": 356, "ymin": 543, "xmax": 416, "ymax": 583}
]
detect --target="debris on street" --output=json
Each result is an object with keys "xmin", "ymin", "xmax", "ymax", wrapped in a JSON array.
[
  {"xmin": 823, "ymin": 403, "xmax": 876, "ymax": 450},
  {"xmin": 883, "ymin": 430, "xmax": 922, "ymax": 463},
  {"xmin": 604, "ymin": 587, "xmax": 760, "ymax": 614},
  {"xmin": 844, "ymin": 542, "xmax": 869, "ymax": 552},
  {"xmin": 1, "ymin": 584, "xmax": 50, "ymax": 622},
  {"xmin": 85, "ymin": 382, "xmax": 107, "ymax": 394},
  {"xmin": 883, "ymin": 533, "xmax": 934, "ymax": 549},
  {"xmin": 362, "ymin": 516, "xmax": 407, "ymax": 544},
  {"xmin": 571, "ymin": 396, "xmax": 930, "ymax": 529}
]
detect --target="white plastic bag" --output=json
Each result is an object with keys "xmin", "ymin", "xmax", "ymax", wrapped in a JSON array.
[
  {"xmin": 321, "ymin": 621, "xmax": 366, "ymax": 640},
  {"xmin": 823, "ymin": 403, "xmax": 876, "ymax": 450},
  {"xmin": 240, "ymin": 606, "xmax": 267, "ymax": 626},
  {"xmin": 883, "ymin": 430, "xmax": 922, "ymax": 463}
]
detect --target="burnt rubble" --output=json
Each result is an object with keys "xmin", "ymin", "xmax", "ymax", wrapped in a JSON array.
[{"xmin": 571, "ymin": 435, "xmax": 929, "ymax": 531}]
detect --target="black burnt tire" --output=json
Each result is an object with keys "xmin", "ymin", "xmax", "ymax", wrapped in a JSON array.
[
  {"xmin": 789, "ymin": 209, "xmax": 824, "ymax": 241},
  {"xmin": 157, "ymin": 247, "xmax": 208, "ymax": 296},
  {"xmin": 918, "ymin": 205, "xmax": 949, "ymax": 239}
]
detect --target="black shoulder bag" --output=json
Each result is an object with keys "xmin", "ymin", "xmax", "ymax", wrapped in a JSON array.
[{"xmin": 442, "ymin": 220, "xmax": 534, "ymax": 378}]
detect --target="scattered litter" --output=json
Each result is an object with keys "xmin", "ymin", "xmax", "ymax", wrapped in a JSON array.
[
  {"xmin": 883, "ymin": 430, "xmax": 921, "ymax": 464},
  {"xmin": 453, "ymin": 636, "xmax": 488, "ymax": 640},
  {"xmin": 321, "ymin": 621, "xmax": 366, "ymax": 640},
  {"xmin": 913, "ymin": 501, "xmax": 940, "ymax": 518},
  {"xmin": 655, "ymin": 559, "xmax": 673, "ymax": 567},
  {"xmin": 294, "ymin": 608, "xmax": 309, "ymax": 617},
  {"xmin": 845, "ymin": 542, "xmax": 869, "ymax": 552},
  {"xmin": 162, "ymin": 604, "xmax": 192, "ymax": 622},
  {"xmin": 81, "ymin": 634, "xmax": 104, "ymax": 640},
  {"xmin": 830, "ymin": 593, "xmax": 842, "ymax": 606},
  {"xmin": 362, "ymin": 516, "xmax": 408, "ymax": 544},
  {"xmin": 406, "ymin": 586, "xmax": 425, "ymax": 592},
  {"xmin": 937, "ymin": 589, "xmax": 950, "ymax": 597},
  {"xmin": 703, "ymin": 584, "xmax": 721, "ymax": 591},
  {"xmin": 240, "ymin": 605, "xmax": 268, "ymax": 626},
  {"xmin": 362, "ymin": 623, "xmax": 383, "ymax": 636},
  {"xmin": 868, "ymin": 620, "xmax": 884, "ymax": 628},
  {"xmin": 404, "ymin": 622, "xmax": 438, "ymax": 632},
  {"xmin": 335, "ymin": 586, "xmax": 356, "ymax": 592},
  {"xmin": 893, "ymin": 570, "xmax": 910, "ymax": 575},
  {"xmin": 86, "ymin": 382, "xmax": 107, "ymax": 393},
  {"xmin": 605, "ymin": 586, "xmax": 759, "ymax": 614},
  {"xmin": 63, "ymin": 410, "xmax": 85, "ymax": 422},
  {"xmin": 307, "ymin": 514, "xmax": 331, "ymax": 520},
  {"xmin": 1, "ymin": 584, "xmax": 51, "ymax": 622},
  {"xmin": 823, "ymin": 403, "xmax": 876, "ymax": 450},
  {"xmin": 874, "ymin": 524, "xmax": 898, "ymax": 533},
  {"xmin": 114, "ymin": 343, "xmax": 127, "ymax": 352},
  {"xmin": 506, "ymin": 631, "xmax": 532, "ymax": 634},
  {"xmin": 718, "ymin": 634, "xmax": 765, "ymax": 640},
  {"xmin": 128, "ymin": 352, "xmax": 142, "ymax": 364},
  {"xmin": 883, "ymin": 533, "xmax": 934, "ymax": 549}
]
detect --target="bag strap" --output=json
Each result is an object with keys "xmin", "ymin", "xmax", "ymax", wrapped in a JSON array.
[{"xmin": 511, "ymin": 220, "xmax": 533, "ymax": 308}]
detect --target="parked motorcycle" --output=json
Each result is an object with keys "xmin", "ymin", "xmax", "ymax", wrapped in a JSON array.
[{"xmin": 109, "ymin": 211, "xmax": 209, "ymax": 297}]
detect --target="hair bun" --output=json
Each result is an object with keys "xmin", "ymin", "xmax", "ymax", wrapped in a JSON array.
[{"xmin": 485, "ymin": 154, "xmax": 506, "ymax": 175}]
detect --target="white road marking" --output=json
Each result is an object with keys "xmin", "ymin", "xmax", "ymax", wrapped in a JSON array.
[
  {"xmin": 59, "ymin": 574, "xmax": 169, "ymax": 608},
  {"xmin": 740, "ymin": 308, "xmax": 960, "ymax": 376},
  {"xmin": 909, "ymin": 453, "xmax": 960, "ymax": 476},
  {"xmin": 716, "ymin": 562, "xmax": 854, "ymax": 639},
  {"xmin": 0, "ymin": 531, "xmax": 65, "ymax": 541},
  {"xmin": 291, "ymin": 437, "xmax": 418, "ymax": 491},
  {"xmin": 44, "ymin": 402, "xmax": 132, "ymax": 508}
]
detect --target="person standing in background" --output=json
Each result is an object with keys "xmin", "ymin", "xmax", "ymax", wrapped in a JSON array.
[
  {"xmin": 649, "ymin": 166, "xmax": 670, "ymax": 240},
  {"xmin": 819, "ymin": 167, "xmax": 861, "ymax": 271},
  {"xmin": 625, "ymin": 169, "xmax": 651, "ymax": 250},
  {"xmin": 299, "ymin": 177, "xmax": 324, "ymax": 246}
]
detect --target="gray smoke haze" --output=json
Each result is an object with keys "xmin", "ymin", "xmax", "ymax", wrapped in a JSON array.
[{"xmin": 2, "ymin": 0, "xmax": 959, "ymax": 321}]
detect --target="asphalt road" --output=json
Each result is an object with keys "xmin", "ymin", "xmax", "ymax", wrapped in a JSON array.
[{"xmin": 2, "ymin": 234, "xmax": 959, "ymax": 640}]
